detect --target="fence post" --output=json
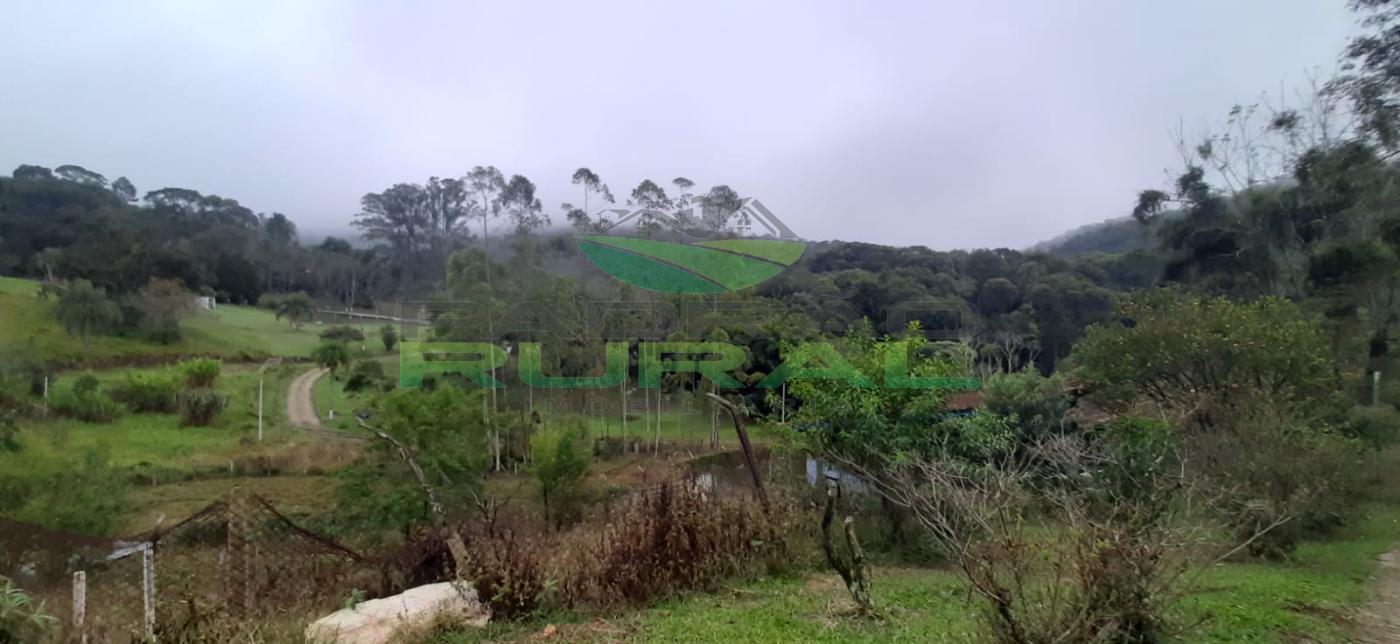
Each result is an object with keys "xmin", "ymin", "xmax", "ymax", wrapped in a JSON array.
[
  {"xmin": 141, "ymin": 547, "xmax": 155, "ymax": 641},
  {"xmin": 71, "ymin": 570, "xmax": 86, "ymax": 644}
]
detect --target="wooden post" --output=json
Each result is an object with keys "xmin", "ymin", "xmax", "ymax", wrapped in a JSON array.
[
  {"xmin": 72, "ymin": 571, "xmax": 86, "ymax": 644},
  {"xmin": 257, "ymin": 375, "xmax": 264, "ymax": 442},
  {"xmin": 780, "ymin": 380, "xmax": 787, "ymax": 424},
  {"xmin": 705, "ymin": 393, "xmax": 770, "ymax": 516},
  {"xmin": 141, "ymin": 547, "xmax": 156, "ymax": 640}
]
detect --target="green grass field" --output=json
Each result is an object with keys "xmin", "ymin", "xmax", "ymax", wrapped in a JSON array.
[
  {"xmin": 0, "ymin": 276, "xmax": 389, "ymax": 366},
  {"xmin": 1, "ymin": 362, "xmax": 361, "ymax": 534},
  {"xmin": 5, "ymin": 363, "xmax": 302, "ymax": 469}
]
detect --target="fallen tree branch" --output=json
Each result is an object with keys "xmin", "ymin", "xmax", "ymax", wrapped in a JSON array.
[{"xmin": 357, "ymin": 418, "xmax": 471, "ymax": 576}]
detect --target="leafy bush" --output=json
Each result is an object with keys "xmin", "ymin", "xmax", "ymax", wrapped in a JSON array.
[
  {"xmin": 0, "ymin": 343, "xmax": 50, "ymax": 405},
  {"xmin": 320, "ymin": 325, "xmax": 365, "ymax": 343},
  {"xmin": 0, "ymin": 576, "xmax": 56, "ymax": 643},
  {"xmin": 344, "ymin": 359, "xmax": 386, "ymax": 393},
  {"xmin": 533, "ymin": 427, "xmax": 591, "ymax": 530},
  {"xmin": 256, "ymin": 292, "xmax": 289, "ymax": 310},
  {"xmin": 0, "ymin": 410, "xmax": 17, "ymax": 453},
  {"xmin": 875, "ymin": 420, "xmax": 1195, "ymax": 642},
  {"xmin": 312, "ymin": 341, "xmax": 352, "ymax": 376},
  {"xmin": 1072, "ymin": 289, "xmax": 1337, "ymax": 424},
  {"xmin": 110, "ymin": 371, "xmax": 181, "ymax": 413},
  {"xmin": 51, "ymin": 376, "xmax": 122, "ymax": 423},
  {"xmin": 141, "ymin": 319, "xmax": 182, "ymax": 344},
  {"xmin": 73, "ymin": 373, "xmax": 100, "ymax": 396},
  {"xmin": 4, "ymin": 448, "xmax": 128, "ymax": 535},
  {"xmin": 180, "ymin": 358, "xmax": 222, "ymax": 388},
  {"xmin": 132, "ymin": 277, "xmax": 190, "ymax": 344},
  {"xmin": 1189, "ymin": 420, "xmax": 1369, "ymax": 558},
  {"xmin": 981, "ymin": 369, "xmax": 1071, "ymax": 438},
  {"xmin": 178, "ymin": 389, "xmax": 227, "ymax": 427},
  {"xmin": 381, "ymin": 324, "xmax": 399, "ymax": 352},
  {"xmin": 1344, "ymin": 405, "xmax": 1400, "ymax": 448}
]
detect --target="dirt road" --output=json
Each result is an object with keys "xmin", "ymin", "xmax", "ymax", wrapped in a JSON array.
[
  {"xmin": 1356, "ymin": 551, "xmax": 1400, "ymax": 642},
  {"xmin": 286, "ymin": 367, "xmax": 363, "ymax": 441}
]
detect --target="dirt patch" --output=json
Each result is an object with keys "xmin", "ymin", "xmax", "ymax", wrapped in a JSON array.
[{"xmin": 1354, "ymin": 550, "xmax": 1400, "ymax": 642}]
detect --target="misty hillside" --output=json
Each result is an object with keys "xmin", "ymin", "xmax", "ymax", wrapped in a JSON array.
[{"xmin": 1031, "ymin": 212, "xmax": 1177, "ymax": 256}]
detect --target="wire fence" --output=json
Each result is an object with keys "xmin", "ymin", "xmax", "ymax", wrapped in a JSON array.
[{"xmin": 9, "ymin": 490, "xmax": 367, "ymax": 643}]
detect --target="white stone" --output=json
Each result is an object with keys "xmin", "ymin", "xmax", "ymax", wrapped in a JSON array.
[{"xmin": 305, "ymin": 581, "xmax": 489, "ymax": 644}]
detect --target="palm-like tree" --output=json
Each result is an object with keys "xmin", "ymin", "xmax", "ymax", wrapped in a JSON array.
[
  {"xmin": 311, "ymin": 341, "xmax": 352, "ymax": 377},
  {"xmin": 54, "ymin": 280, "xmax": 122, "ymax": 350},
  {"xmin": 275, "ymin": 293, "xmax": 315, "ymax": 329}
]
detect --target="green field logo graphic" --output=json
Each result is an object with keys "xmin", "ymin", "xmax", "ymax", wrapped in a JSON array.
[{"xmin": 575, "ymin": 198, "xmax": 806, "ymax": 294}]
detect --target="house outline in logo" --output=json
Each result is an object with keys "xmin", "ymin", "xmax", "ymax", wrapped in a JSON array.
[{"xmin": 593, "ymin": 198, "xmax": 799, "ymax": 240}]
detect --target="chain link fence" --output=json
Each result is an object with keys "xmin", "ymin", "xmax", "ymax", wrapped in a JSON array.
[{"xmin": 8, "ymin": 490, "xmax": 368, "ymax": 643}]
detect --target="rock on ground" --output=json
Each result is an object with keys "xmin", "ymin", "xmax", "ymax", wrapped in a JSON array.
[{"xmin": 305, "ymin": 581, "xmax": 489, "ymax": 644}]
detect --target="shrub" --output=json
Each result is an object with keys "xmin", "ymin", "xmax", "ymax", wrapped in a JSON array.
[
  {"xmin": 312, "ymin": 341, "xmax": 352, "ymax": 377},
  {"xmin": 110, "ymin": 371, "xmax": 180, "ymax": 413},
  {"xmin": 344, "ymin": 359, "xmax": 386, "ymax": 393},
  {"xmin": 865, "ymin": 418, "xmax": 1211, "ymax": 642},
  {"xmin": 141, "ymin": 319, "xmax": 182, "ymax": 344},
  {"xmin": 1072, "ymin": 289, "xmax": 1337, "ymax": 424},
  {"xmin": 0, "ymin": 576, "xmax": 56, "ymax": 643},
  {"xmin": 533, "ymin": 427, "xmax": 591, "ymax": 530},
  {"xmin": 981, "ymin": 369, "xmax": 1071, "ymax": 438},
  {"xmin": 132, "ymin": 277, "xmax": 189, "ymax": 345},
  {"xmin": 53, "ymin": 391, "xmax": 123, "ymax": 423},
  {"xmin": 1344, "ymin": 405, "xmax": 1400, "ymax": 448},
  {"xmin": 1189, "ymin": 420, "xmax": 1369, "ymax": 558},
  {"xmin": 320, "ymin": 325, "xmax": 366, "ymax": 343},
  {"xmin": 0, "ymin": 343, "xmax": 50, "ymax": 404},
  {"xmin": 465, "ymin": 537, "xmax": 547, "ymax": 620},
  {"xmin": 51, "ymin": 377, "xmax": 122, "ymax": 423},
  {"xmin": 579, "ymin": 480, "xmax": 779, "ymax": 604},
  {"xmin": 6, "ymin": 448, "xmax": 128, "ymax": 535},
  {"xmin": 73, "ymin": 373, "xmax": 100, "ymax": 397},
  {"xmin": 180, "ymin": 358, "xmax": 222, "ymax": 388},
  {"xmin": 256, "ymin": 292, "xmax": 288, "ymax": 310},
  {"xmin": 381, "ymin": 324, "xmax": 399, "ymax": 352},
  {"xmin": 178, "ymin": 389, "xmax": 227, "ymax": 427},
  {"xmin": 0, "ymin": 410, "xmax": 17, "ymax": 453}
]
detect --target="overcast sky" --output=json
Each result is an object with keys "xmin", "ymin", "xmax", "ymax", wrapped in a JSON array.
[{"xmin": 0, "ymin": 1, "xmax": 1362, "ymax": 249}]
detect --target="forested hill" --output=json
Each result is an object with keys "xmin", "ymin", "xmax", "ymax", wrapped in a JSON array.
[
  {"xmin": 0, "ymin": 162, "xmax": 1175, "ymax": 375},
  {"xmin": 1030, "ymin": 212, "xmax": 1174, "ymax": 256}
]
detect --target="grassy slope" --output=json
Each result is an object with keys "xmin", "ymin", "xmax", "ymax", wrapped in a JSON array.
[
  {"xmin": 0, "ymin": 276, "xmax": 328, "ymax": 365},
  {"xmin": 2, "ymin": 362, "xmax": 358, "ymax": 534}
]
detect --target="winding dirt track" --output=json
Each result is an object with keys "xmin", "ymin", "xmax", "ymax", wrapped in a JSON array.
[
  {"xmin": 1356, "ymin": 551, "xmax": 1400, "ymax": 642},
  {"xmin": 285, "ymin": 367, "xmax": 364, "ymax": 442}
]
